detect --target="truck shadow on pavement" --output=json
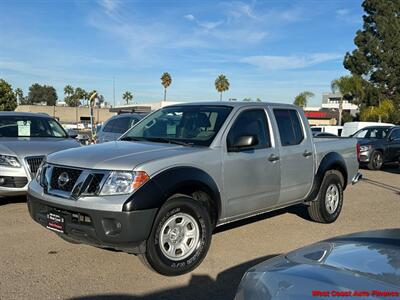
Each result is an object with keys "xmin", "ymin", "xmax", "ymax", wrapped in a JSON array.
[{"xmin": 68, "ymin": 254, "xmax": 278, "ymax": 300}]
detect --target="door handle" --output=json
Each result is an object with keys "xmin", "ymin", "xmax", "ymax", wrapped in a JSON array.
[
  {"xmin": 268, "ymin": 154, "xmax": 280, "ymax": 162},
  {"xmin": 303, "ymin": 150, "xmax": 312, "ymax": 157}
]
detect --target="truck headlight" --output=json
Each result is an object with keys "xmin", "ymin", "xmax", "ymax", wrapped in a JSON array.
[
  {"xmin": 359, "ymin": 145, "xmax": 371, "ymax": 152},
  {"xmin": 100, "ymin": 171, "xmax": 149, "ymax": 195},
  {"xmin": 0, "ymin": 155, "xmax": 21, "ymax": 168}
]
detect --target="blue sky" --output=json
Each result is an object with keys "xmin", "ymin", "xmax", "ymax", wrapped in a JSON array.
[{"xmin": 0, "ymin": 0, "xmax": 363, "ymax": 106}]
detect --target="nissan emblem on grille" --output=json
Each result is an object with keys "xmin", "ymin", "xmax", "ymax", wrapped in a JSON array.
[{"xmin": 57, "ymin": 172, "xmax": 70, "ymax": 188}]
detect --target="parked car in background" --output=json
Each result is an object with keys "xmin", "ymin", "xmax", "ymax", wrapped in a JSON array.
[
  {"xmin": 341, "ymin": 121, "xmax": 394, "ymax": 137},
  {"xmin": 352, "ymin": 125, "xmax": 400, "ymax": 170},
  {"xmin": 0, "ymin": 112, "xmax": 81, "ymax": 197},
  {"xmin": 311, "ymin": 125, "xmax": 343, "ymax": 136},
  {"xmin": 235, "ymin": 228, "xmax": 400, "ymax": 300},
  {"xmin": 28, "ymin": 102, "xmax": 360, "ymax": 276},
  {"xmin": 96, "ymin": 113, "xmax": 143, "ymax": 143}
]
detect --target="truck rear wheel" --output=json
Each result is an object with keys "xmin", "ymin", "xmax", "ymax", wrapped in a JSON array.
[
  {"xmin": 308, "ymin": 170, "xmax": 344, "ymax": 223},
  {"xmin": 140, "ymin": 195, "xmax": 212, "ymax": 276}
]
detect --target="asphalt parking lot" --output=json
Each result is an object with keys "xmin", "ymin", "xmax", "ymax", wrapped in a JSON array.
[{"xmin": 1, "ymin": 167, "xmax": 399, "ymax": 300}]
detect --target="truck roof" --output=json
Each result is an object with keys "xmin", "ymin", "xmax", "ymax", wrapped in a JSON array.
[{"xmin": 165, "ymin": 101, "xmax": 295, "ymax": 108}]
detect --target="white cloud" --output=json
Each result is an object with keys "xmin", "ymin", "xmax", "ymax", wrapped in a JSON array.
[
  {"xmin": 184, "ymin": 14, "xmax": 195, "ymax": 21},
  {"xmin": 98, "ymin": 0, "xmax": 120, "ymax": 15},
  {"xmin": 336, "ymin": 9, "xmax": 349, "ymax": 17},
  {"xmin": 241, "ymin": 53, "xmax": 342, "ymax": 70}
]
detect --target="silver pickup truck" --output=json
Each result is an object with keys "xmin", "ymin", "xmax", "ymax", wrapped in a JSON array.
[{"xmin": 27, "ymin": 102, "xmax": 361, "ymax": 276}]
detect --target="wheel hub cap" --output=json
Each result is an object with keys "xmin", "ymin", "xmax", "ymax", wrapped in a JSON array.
[
  {"xmin": 159, "ymin": 212, "xmax": 200, "ymax": 261},
  {"xmin": 325, "ymin": 184, "xmax": 339, "ymax": 214}
]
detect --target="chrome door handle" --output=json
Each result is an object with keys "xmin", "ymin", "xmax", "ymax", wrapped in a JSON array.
[
  {"xmin": 303, "ymin": 150, "xmax": 312, "ymax": 157},
  {"xmin": 268, "ymin": 154, "xmax": 280, "ymax": 162}
]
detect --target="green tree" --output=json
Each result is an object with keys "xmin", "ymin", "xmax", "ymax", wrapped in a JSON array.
[
  {"xmin": 64, "ymin": 85, "xmax": 74, "ymax": 97},
  {"xmin": 74, "ymin": 87, "xmax": 87, "ymax": 105},
  {"xmin": 343, "ymin": 0, "xmax": 400, "ymax": 105},
  {"xmin": 360, "ymin": 99, "xmax": 400, "ymax": 123},
  {"xmin": 161, "ymin": 72, "xmax": 172, "ymax": 101},
  {"xmin": 0, "ymin": 79, "xmax": 17, "ymax": 111},
  {"xmin": 122, "ymin": 91, "xmax": 133, "ymax": 104},
  {"xmin": 243, "ymin": 97, "xmax": 252, "ymax": 102},
  {"xmin": 215, "ymin": 74, "xmax": 229, "ymax": 101},
  {"xmin": 331, "ymin": 76, "xmax": 365, "ymax": 125},
  {"xmin": 14, "ymin": 88, "xmax": 24, "ymax": 105},
  {"xmin": 293, "ymin": 91, "xmax": 314, "ymax": 108},
  {"xmin": 27, "ymin": 83, "xmax": 57, "ymax": 106}
]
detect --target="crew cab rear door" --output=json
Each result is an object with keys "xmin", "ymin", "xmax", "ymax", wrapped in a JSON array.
[
  {"xmin": 270, "ymin": 107, "xmax": 314, "ymax": 204},
  {"xmin": 222, "ymin": 107, "xmax": 280, "ymax": 217}
]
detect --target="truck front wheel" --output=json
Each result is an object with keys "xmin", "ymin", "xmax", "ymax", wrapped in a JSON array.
[
  {"xmin": 308, "ymin": 170, "xmax": 344, "ymax": 223},
  {"xmin": 140, "ymin": 195, "xmax": 212, "ymax": 276}
]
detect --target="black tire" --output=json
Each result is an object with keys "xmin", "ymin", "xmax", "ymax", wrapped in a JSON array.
[
  {"xmin": 368, "ymin": 150, "xmax": 383, "ymax": 170},
  {"xmin": 140, "ymin": 195, "xmax": 212, "ymax": 276},
  {"xmin": 308, "ymin": 170, "xmax": 344, "ymax": 223}
]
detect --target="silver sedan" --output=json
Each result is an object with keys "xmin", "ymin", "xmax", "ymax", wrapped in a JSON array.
[{"xmin": 0, "ymin": 112, "xmax": 81, "ymax": 196}]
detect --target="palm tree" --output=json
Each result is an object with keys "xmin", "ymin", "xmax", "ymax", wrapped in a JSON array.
[
  {"xmin": 74, "ymin": 87, "xmax": 87, "ymax": 106},
  {"xmin": 122, "ymin": 91, "xmax": 133, "ymax": 104},
  {"xmin": 215, "ymin": 74, "xmax": 229, "ymax": 101},
  {"xmin": 64, "ymin": 85, "xmax": 74, "ymax": 97},
  {"xmin": 161, "ymin": 72, "xmax": 172, "ymax": 101},
  {"xmin": 293, "ymin": 91, "xmax": 314, "ymax": 108},
  {"xmin": 15, "ymin": 88, "xmax": 24, "ymax": 105},
  {"xmin": 331, "ymin": 75, "xmax": 364, "ymax": 125}
]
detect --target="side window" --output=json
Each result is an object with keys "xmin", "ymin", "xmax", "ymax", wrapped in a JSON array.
[
  {"xmin": 227, "ymin": 109, "xmax": 271, "ymax": 150},
  {"xmin": 390, "ymin": 129, "xmax": 400, "ymax": 140},
  {"xmin": 273, "ymin": 109, "xmax": 304, "ymax": 146},
  {"xmin": 103, "ymin": 119, "xmax": 116, "ymax": 132},
  {"xmin": 113, "ymin": 117, "xmax": 131, "ymax": 134}
]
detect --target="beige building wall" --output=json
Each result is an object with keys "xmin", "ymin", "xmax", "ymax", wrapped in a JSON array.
[{"xmin": 15, "ymin": 105, "xmax": 115, "ymax": 124}]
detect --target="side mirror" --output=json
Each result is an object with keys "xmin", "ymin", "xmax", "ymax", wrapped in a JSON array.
[
  {"xmin": 229, "ymin": 135, "xmax": 258, "ymax": 152},
  {"xmin": 68, "ymin": 133, "xmax": 78, "ymax": 139}
]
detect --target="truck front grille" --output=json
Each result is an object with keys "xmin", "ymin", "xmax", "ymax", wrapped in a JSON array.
[
  {"xmin": 26, "ymin": 156, "xmax": 44, "ymax": 177},
  {"xmin": 50, "ymin": 167, "xmax": 82, "ymax": 192},
  {"xmin": 44, "ymin": 165, "xmax": 107, "ymax": 198}
]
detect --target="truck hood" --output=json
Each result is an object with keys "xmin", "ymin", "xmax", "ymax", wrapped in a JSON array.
[
  {"xmin": 0, "ymin": 138, "xmax": 81, "ymax": 158},
  {"xmin": 46, "ymin": 141, "xmax": 205, "ymax": 170}
]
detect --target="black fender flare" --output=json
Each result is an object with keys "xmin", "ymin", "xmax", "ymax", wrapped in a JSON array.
[
  {"xmin": 123, "ymin": 167, "xmax": 221, "ymax": 217},
  {"xmin": 306, "ymin": 152, "xmax": 348, "ymax": 201}
]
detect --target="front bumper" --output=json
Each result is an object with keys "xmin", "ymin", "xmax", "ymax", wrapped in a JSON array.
[
  {"xmin": 0, "ymin": 166, "xmax": 29, "ymax": 196},
  {"xmin": 27, "ymin": 194, "xmax": 157, "ymax": 254}
]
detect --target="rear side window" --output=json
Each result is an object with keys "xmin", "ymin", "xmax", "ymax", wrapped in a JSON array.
[
  {"xmin": 227, "ymin": 109, "xmax": 271, "ymax": 150},
  {"xmin": 273, "ymin": 109, "xmax": 304, "ymax": 146}
]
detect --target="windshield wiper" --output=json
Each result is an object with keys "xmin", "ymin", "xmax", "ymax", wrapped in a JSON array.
[
  {"xmin": 121, "ymin": 136, "xmax": 193, "ymax": 146},
  {"xmin": 150, "ymin": 137, "xmax": 193, "ymax": 147},
  {"xmin": 120, "ymin": 136, "xmax": 144, "ymax": 141}
]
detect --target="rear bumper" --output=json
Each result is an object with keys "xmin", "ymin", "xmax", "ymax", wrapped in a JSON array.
[{"xmin": 27, "ymin": 194, "xmax": 157, "ymax": 254}]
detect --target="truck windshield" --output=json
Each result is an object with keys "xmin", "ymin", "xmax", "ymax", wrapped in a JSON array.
[
  {"xmin": 121, "ymin": 105, "xmax": 233, "ymax": 146},
  {"xmin": 0, "ymin": 116, "xmax": 67, "ymax": 138}
]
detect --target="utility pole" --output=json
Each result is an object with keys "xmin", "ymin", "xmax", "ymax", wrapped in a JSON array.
[{"xmin": 113, "ymin": 76, "xmax": 116, "ymax": 108}]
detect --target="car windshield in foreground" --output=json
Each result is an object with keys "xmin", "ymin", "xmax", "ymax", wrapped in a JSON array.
[
  {"xmin": 121, "ymin": 105, "xmax": 233, "ymax": 146},
  {"xmin": 0, "ymin": 116, "xmax": 67, "ymax": 138},
  {"xmin": 352, "ymin": 127, "xmax": 390, "ymax": 139}
]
